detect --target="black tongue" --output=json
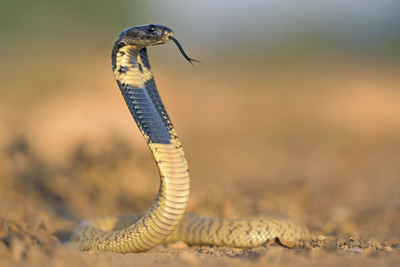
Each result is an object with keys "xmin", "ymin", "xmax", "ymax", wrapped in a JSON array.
[{"xmin": 169, "ymin": 36, "xmax": 201, "ymax": 65}]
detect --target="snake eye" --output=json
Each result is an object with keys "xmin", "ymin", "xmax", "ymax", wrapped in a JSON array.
[{"xmin": 147, "ymin": 25, "xmax": 157, "ymax": 33}]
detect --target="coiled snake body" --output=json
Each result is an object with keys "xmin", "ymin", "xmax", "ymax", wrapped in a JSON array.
[{"xmin": 72, "ymin": 24, "xmax": 308, "ymax": 253}]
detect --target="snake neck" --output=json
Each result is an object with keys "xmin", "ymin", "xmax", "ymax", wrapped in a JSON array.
[{"xmin": 82, "ymin": 43, "xmax": 190, "ymax": 253}]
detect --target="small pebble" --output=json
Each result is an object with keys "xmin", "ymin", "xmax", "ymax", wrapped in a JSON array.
[
  {"xmin": 167, "ymin": 241, "xmax": 188, "ymax": 250},
  {"xmin": 346, "ymin": 248, "xmax": 362, "ymax": 254},
  {"xmin": 384, "ymin": 246, "xmax": 393, "ymax": 253}
]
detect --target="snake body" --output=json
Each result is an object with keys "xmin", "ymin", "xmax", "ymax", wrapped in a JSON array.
[{"xmin": 72, "ymin": 24, "xmax": 308, "ymax": 253}]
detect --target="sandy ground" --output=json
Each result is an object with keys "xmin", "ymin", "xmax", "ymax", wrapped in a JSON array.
[{"xmin": 0, "ymin": 51, "xmax": 399, "ymax": 266}]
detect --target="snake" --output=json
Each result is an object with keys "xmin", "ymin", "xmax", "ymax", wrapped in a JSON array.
[{"xmin": 72, "ymin": 24, "xmax": 308, "ymax": 253}]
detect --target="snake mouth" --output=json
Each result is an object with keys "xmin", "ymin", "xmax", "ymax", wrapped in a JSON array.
[
  {"xmin": 166, "ymin": 32, "xmax": 174, "ymax": 39},
  {"xmin": 169, "ymin": 36, "xmax": 200, "ymax": 65}
]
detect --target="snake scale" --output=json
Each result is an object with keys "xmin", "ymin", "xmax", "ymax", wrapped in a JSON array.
[{"xmin": 72, "ymin": 24, "xmax": 308, "ymax": 253}]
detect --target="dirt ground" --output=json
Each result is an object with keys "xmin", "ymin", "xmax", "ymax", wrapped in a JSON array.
[{"xmin": 0, "ymin": 50, "xmax": 399, "ymax": 266}]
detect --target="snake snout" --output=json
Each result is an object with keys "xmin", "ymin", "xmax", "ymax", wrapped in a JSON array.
[{"xmin": 149, "ymin": 24, "xmax": 174, "ymax": 43}]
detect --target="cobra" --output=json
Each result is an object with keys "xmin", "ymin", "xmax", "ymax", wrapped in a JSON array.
[{"xmin": 72, "ymin": 24, "xmax": 308, "ymax": 253}]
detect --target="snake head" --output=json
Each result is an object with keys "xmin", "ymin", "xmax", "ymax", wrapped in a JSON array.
[
  {"xmin": 119, "ymin": 24, "xmax": 174, "ymax": 48},
  {"xmin": 117, "ymin": 24, "xmax": 200, "ymax": 65}
]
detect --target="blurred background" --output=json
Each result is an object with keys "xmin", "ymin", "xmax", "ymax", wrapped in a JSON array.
[{"xmin": 1, "ymin": 0, "xmax": 400, "ymax": 245}]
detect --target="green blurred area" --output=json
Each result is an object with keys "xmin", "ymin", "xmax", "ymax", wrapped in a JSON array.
[
  {"xmin": 1, "ymin": 0, "xmax": 133, "ymax": 36},
  {"xmin": 1, "ymin": 1, "xmax": 400, "ymax": 54}
]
